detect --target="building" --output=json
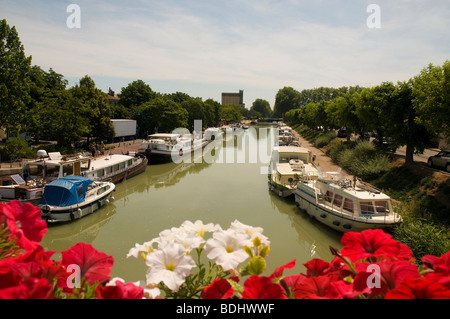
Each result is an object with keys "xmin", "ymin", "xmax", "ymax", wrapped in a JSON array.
[
  {"xmin": 221, "ymin": 90, "xmax": 245, "ymax": 108},
  {"xmin": 106, "ymin": 87, "xmax": 120, "ymax": 107}
]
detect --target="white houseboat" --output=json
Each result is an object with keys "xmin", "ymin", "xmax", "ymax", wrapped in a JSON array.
[
  {"xmin": 268, "ymin": 146, "xmax": 320, "ymax": 197},
  {"xmin": 39, "ymin": 176, "xmax": 115, "ymax": 223},
  {"xmin": 138, "ymin": 133, "xmax": 208, "ymax": 163},
  {"xmin": 294, "ymin": 173, "xmax": 402, "ymax": 232}
]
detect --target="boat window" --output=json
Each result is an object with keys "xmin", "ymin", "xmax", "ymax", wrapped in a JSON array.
[
  {"xmin": 343, "ymin": 198, "xmax": 354, "ymax": 213},
  {"xmin": 119, "ymin": 162, "xmax": 125, "ymax": 170},
  {"xmin": 127, "ymin": 159, "xmax": 132, "ymax": 166},
  {"xmin": 325, "ymin": 191, "xmax": 333, "ymax": 203},
  {"xmin": 374, "ymin": 201, "xmax": 389, "ymax": 214},
  {"xmin": 80, "ymin": 160, "xmax": 90, "ymax": 171},
  {"xmin": 333, "ymin": 194, "xmax": 343, "ymax": 207},
  {"xmin": 97, "ymin": 169, "xmax": 105, "ymax": 178},
  {"xmin": 97, "ymin": 185, "xmax": 110, "ymax": 195},
  {"xmin": 105, "ymin": 166, "xmax": 112, "ymax": 175},
  {"xmin": 63, "ymin": 164, "xmax": 73, "ymax": 177},
  {"xmin": 360, "ymin": 202, "xmax": 375, "ymax": 215},
  {"xmin": 46, "ymin": 165, "xmax": 60, "ymax": 178}
]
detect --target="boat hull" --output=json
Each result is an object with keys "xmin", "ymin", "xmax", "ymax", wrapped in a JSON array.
[
  {"xmin": 40, "ymin": 189, "xmax": 115, "ymax": 223},
  {"xmin": 294, "ymin": 185, "xmax": 400, "ymax": 233},
  {"xmin": 106, "ymin": 155, "xmax": 148, "ymax": 183},
  {"xmin": 139, "ymin": 141, "xmax": 208, "ymax": 164}
]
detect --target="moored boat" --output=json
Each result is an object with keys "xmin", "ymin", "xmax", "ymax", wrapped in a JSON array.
[
  {"xmin": 268, "ymin": 146, "xmax": 320, "ymax": 197},
  {"xmin": 294, "ymin": 174, "xmax": 402, "ymax": 232},
  {"xmin": 138, "ymin": 133, "xmax": 208, "ymax": 163},
  {"xmin": 39, "ymin": 176, "xmax": 115, "ymax": 223}
]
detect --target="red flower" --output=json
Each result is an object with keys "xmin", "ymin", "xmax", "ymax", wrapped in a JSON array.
[
  {"xmin": 385, "ymin": 277, "xmax": 450, "ymax": 299},
  {"xmin": 242, "ymin": 275, "xmax": 286, "ymax": 299},
  {"xmin": 293, "ymin": 275, "xmax": 348, "ymax": 299},
  {"xmin": 303, "ymin": 259, "xmax": 330, "ymax": 277},
  {"xmin": 268, "ymin": 259, "xmax": 296, "ymax": 280},
  {"xmin": 2, "ymin": 201, "xmax": 47, "ymax": 250},
  {"xmin": 422, "ymin": 252, "xmax": 450, "ymax": 289},
  {"xmin": 353, "ymin": 261, "xmax": 419, "ymax": 297},
  {"xmin": 201, "ymin": 277, "xmax": 239, "ymax": 299},
  {"xmin": 61, "ymin": 242, "xmax": 114, "ymax": 286},
  {"xmin": 340, "ymin": 229, "xmax": 412, "ymax": 262},
  {"xmin": 0, "ymin": 278, "xmax": 53, "ymax": 299},
  {"xmin": 95, "ymin": 280, "xmax": 144, "ymax": 299}
]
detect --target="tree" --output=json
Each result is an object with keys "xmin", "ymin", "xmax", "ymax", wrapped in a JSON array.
[
  {"xmin": 412, "ymin": 61, "xmax": 450, "ymax": 143},
  {"xmin": 250, "ymin": 99, "xmax": 272, "ymax": 118},
  {"xmin": 69, "ymin": 76, "xmax": 115, "ymax": 144},
  {"xmin": 221, "ymin": 104, "xmax": 242, "ymax": 123},
  {"xmin": 326, "ymin": 93, "xmax": 361, "ymax": 140},
  {"xmin": 273, "ymin": 87, "xmax": 300, "ymax": 118},
  {"xmin": 119, "ymin": 80, "xmax": 156, "ymax": 109},
  {"xmin": 387, "ymin": 81, "xmax": 431, "ymax": 164},
  {"xmin": 0, "ymin": 19, "xmax": 32, "ymax": 137}
]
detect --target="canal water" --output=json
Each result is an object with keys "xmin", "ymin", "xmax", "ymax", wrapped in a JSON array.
[{"xmin": 41, "ymin": 125, "xmax": 342, "ymax": 282}]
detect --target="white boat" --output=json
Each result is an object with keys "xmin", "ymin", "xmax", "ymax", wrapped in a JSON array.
[
  {"xmin": 0, "ymin": 174, "xmax": 44, "ymax": 204},
  {"xmin": 39, "ymin": 176, "xmax": 115, "ymax": 223},
  {"xmin": 268, "ymin": 146, "xmax": 320, "ymax": 197},
  {"xmin": 23, "ymin": 151, "xmax": 147, "ymax": 184},
  {"xmin": 138, "ymin": 133, "xmax": 209, "ymax": 163},
  {"xmin": 294, "ymin": 173, "xmax": 402, "ymax": 232},
  {"xmin": 204, "ymin": 128, "xmax": 223, "ymax": 141}
]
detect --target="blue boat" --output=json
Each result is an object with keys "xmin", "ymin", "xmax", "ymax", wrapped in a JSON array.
[{"xmin": 39, "ymin": 176, "xmax": 115, "ymax": 223}]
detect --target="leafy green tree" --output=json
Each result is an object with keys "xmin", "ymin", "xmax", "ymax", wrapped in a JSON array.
[
  {"xmin": 0, "ymin": 19, "xmax": 32, "ymax": 137},
  {"xmin": 387, "ymin": 81, "xmax": 431, "ymax": 163},
  {"xmin": 69, "ymin": 76, "xmax": 115, "ymax": 144},
  {"xmin": 412, "ymin": 61, "xmax": 450, "ymax": 143},
  {"xmin": 326, "ymin": 93, "xmax": 361, "ymax": 140},
  {"xmin": 250, "ymin": 99, "xmax": 272, "ymax": 118},
  {"xmin": 204, "ymin": 99, "xmax": 222, "ymax": 127},
  {"xmin": 221, "ymin": 104, "xmax": 242, "ymax": 123},
  {"xmin": 273, "ymin": 87, "xmax": 300, "ymax": 118},
  {"xmin": 119, "ymin": 80, "xmax": 156, "ymax": 108},
  {"xmin": 181, "ymin": 98, "xmax": 206, "ymax": 130}
]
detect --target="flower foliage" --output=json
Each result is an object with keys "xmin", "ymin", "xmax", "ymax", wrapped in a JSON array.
[{"xmin": 1, "ymin": 200, "xmax": 449, "ymax": 299}]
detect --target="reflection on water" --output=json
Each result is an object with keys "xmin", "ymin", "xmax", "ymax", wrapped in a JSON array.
[{"xmin": 41, "ymin": 125, "xmax": 343, "ymax": 281}]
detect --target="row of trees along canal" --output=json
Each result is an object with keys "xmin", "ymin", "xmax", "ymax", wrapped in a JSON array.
[
  {"xmin": 0, "ymin": 19, "xmax": 272, "ymax": 152},
  {"xmin": 275, "ymin": 61, "xmax": 450, "ymax": 164}
]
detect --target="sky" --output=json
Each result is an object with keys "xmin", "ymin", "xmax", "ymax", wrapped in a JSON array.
[{"xmin": 1, "ymin": 0, "xmax": 449, "ymax": 109}]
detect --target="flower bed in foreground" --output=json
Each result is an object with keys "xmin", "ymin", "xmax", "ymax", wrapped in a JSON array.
[{"xmin": 1, "ymin": 200, "xmax": 449, "ymax": 299}]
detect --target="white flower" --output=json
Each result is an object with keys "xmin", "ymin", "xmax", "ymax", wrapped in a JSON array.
[
  {"xmin": 145, "ymin": 242, "xmax": 196, "ymax": 292},
  {"xmin": 204, "ymin": 228, "xmax": 252, "ymax": 271},
  {"xmin": 181, "ymin": 220, "xmax": 221, "ymax": 237},
  {"xmin": 230, "ymin": 220, "xmax": 270, "ymax": 245},
  {"xmin": 157, "ymin": 227, "xmax": 205, "ymax": 253},
  {"xmin": 127, "ymin": 239, "xmax": 157, "ymax": 259}
]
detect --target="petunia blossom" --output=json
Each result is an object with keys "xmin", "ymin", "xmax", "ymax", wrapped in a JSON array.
[
  {"xmin": 204, "ymin": 228, "xmax": 252, "ymax": 271},
  {"xmin": 145, "ymin": 242, "xmax": 196, "ymax": 292},
  {"xmin": 230, "ymin": 220, "xmax": 270, "ymax": 245},
  {"xmin": 241, "ymin": 275, "xmax": 286, "ymax": 299},
  {"xmin": 422, "ymin": 252, "xmax": 450, "ymax": 289},
  {"xmin": 2, "ymin": 200, "xmax": 47, "ymax": 250},
  {"xmin": 201, "ymin": 277, "xmax": 239, "ymax": 299},
  {"xmin": 181, "ymin": 220, "xmax": 221, "ymax": 238},
  {"xmin": 385, "ymin": 277, "xmax": 450, "ymax": 299},
  {"xmin": 340, "ymin": 229, "xmax": 412, "ymax": 262},
  {"xmin": 127, "ymin": 239, "xmax": 157, "ymax": 259}
]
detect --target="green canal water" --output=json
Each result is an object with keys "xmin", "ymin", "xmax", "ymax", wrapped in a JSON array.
[{"xmin": 41, "ymin": 125, "xmax": 342, "ymax": 282}]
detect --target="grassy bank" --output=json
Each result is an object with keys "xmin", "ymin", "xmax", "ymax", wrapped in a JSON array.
[{"xmin": 292, "ymin": 125, "xmax": 450, "ymax": 261}]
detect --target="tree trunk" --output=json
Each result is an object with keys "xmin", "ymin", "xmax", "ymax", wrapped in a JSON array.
[{"xmin": 405, "ymin": 143, "xmax": 414, "ymax": 164}]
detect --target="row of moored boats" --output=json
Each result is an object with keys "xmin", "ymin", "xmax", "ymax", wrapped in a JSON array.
[
  {"xmin": 268, "ymin": 124, "xmax": 402, "ymax": 233},
  {"xmin": 0, "ymin": 126, "xmax": 243, "ymax": 223}
]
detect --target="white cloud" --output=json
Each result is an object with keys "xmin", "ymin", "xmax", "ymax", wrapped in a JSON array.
[{"xmin": 1, "ymin": 0, "xmax": 449, "ymax": 107}]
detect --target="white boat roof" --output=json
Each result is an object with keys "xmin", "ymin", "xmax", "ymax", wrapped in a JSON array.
[
  {"xmin": 318, "ymin": 179, "xmax": 391, "ymax": 201},
  {"xmin": 89, "ymin": 154, "xmax": 136, "ymax": 170},
  {"xmin": 274, "ymin": 146, "xmax": 311, "ymax": 154},
  {"xmin": 277, "ymin": 162, "xmax": 318, "ymax": 175},
  {"xmin": 149, "ymin": 133, "xmax": 180, "ymax": 138}
]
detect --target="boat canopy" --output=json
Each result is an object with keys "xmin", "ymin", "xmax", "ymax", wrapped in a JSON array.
[{"xmin": 40, "ymin": 176, "xmax": 93, "ymax": 207}]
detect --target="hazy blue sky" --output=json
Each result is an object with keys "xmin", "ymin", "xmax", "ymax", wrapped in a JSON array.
[{"xmin": 1, "ymin": 0, "xmax": 449, "ymax": 108}]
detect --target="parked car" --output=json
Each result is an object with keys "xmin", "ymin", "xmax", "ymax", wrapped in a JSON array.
[
  {"xmin": 427, "ymin": 150, "xmax": 450, "ymax": 173},
  {"xmin": 337, "ymin": 128, "xmax": 347, "ymax": 138}
]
